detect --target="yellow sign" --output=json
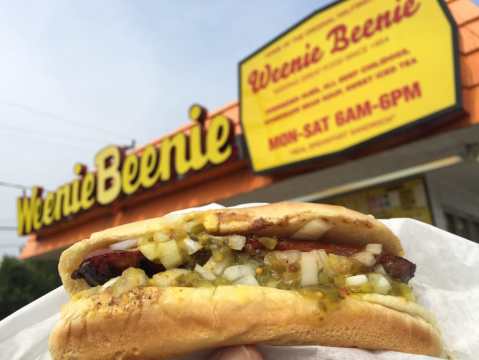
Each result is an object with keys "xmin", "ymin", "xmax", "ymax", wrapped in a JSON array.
[
  {"xmin": 240, "ymin": 0, "xmax": 460, "ymax": 172},
  {"xmin": 325, "ymin": 178, "xmax": 433, "ymax": 224},
  {"xmin": 17, "ymin": 106, "xmax": 234, "ymax": 235}
]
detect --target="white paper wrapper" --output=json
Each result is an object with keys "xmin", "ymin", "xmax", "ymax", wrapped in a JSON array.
[{"xmin": 1, "ymin": 203, "xmax": 478, "ymax": 360}]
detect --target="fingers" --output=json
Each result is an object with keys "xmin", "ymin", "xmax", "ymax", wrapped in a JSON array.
[{"xmin": 208, "ymin": 345, "xmax": 264, "ymax": 360}]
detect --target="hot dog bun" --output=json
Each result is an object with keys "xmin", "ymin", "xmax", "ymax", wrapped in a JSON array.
[
  {"xmin": 50, "ymin": 203, "xmax": 443, "ymax": 359},
  {"xmin": 49, "ymin": 286, "xmax": 442, "ymax": 359}
]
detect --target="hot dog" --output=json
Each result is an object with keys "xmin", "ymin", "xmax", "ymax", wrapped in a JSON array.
[{"xmin": 49, "ymin": 202, "xmax": 443, "ymax": 359}]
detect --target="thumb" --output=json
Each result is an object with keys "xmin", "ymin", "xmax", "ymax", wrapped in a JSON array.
[{"xmin": 208, "ymin": 345, "xmax": 264, "ymax": 360}]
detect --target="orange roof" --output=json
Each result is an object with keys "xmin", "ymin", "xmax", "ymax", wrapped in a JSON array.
[
  {"xmin": 459, "ymin": 21, "xmax": 479, "ymax": 54},
  {"xmin": 449, "ymin": 0, "xmax": 479, "ymax": 26},
  {"xmin": 448, "ymin": 0, "xmax": 479, "ymax": 121}
]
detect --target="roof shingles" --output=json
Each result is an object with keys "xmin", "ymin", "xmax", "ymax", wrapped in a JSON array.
[
  {"xmin": 448, "ymin": 0, "xmax": 479, "ymax": 119},
  {"xmin": 449, "ymin": 0, "xmax": 479, "ymax": 25}
]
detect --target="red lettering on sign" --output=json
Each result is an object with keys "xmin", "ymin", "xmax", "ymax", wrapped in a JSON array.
[
  {"xmin": 247, "ymin": 43, "xmax": 324, "ymax": 93},
  {"xmin": 327, "ymin": 0, "xmax": 421, "ymax": 54},
  {"xmin": 268, "ymin": 130, "xmax": 298, "ymax": 150}
]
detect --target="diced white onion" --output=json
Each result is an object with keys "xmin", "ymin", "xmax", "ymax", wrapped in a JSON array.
[
  {"xmin": 366, "ymin": 243, "xmax": 383, "ymax": 255},
  {"xmin": 213, "ymin": 260, "xmax": 229, "ymax": 276},
  {"xmin": 101, "ymin": 276, "xmax": 120, "ymax": 289},
  {"xmin": 300, "ymin": 252, "xmax": 319, "ymax": 286},
  {"xmin": 183, "ymin": 237, "xmax": 203, "ymax": 255},
  {"xmin": 109, "ymin": 239, "xmax": 138, "ymax": 251},
  {"xmin": 345, "ymin": 274, "xmax": 368, "ymax": 287},
  {"xmin": 194, "ymin": 264, "xmax": 216, "ymax": 281},
  {"xmin": 353, "ymin": 251, "xmax": 376, "ymax": 267},
  {"xmin": 227, "ymin": 235, "xmax": 246, "ymax": 250},
  {"xmin": 368, "ymin": 273, "xmax": 391, "ymax": 294},
  {"xmin": 223, "ymin": 265, "xmax": 255, "ymax": 282},
  {"xmin": 204, "ymin": 256, "xmax": 231, "ymax": 276},
  {"xmin": 153, "ymin": 232, "xmax": 170, "ymax": 242},
  {"xmin": 234, "ymin": 274, "xmax": 259, "ymax": 286},
  {"xmin": 374, "ymin": 264, "xmax": 387, "ymax": 275},
  {"xmin": 292, "ymin": 219, "xmax": 332, "ymax": 240}
]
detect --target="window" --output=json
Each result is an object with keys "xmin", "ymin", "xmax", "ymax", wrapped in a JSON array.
[{"xmin": 444, "ymin": 211, "xmax": 479, "ymax": 243}]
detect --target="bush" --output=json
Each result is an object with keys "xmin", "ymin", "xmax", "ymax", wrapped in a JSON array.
[{"xmin": 0, "ymin": 256, "xmax": 61, "ymax": 320}]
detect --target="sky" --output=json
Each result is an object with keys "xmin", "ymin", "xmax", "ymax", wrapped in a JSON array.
[{"xmin": 0, "ymin": 1, "xmax": 335, "ymax": 257}]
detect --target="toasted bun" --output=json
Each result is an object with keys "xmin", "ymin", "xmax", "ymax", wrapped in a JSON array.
[
  {"xmin": 49, "ymin": 286, "xmax": 443, "ymax": 359},
  {"xmin": 202, "ymin": 202, "xmax": 403, "ymax": 255},
  {"xmin": 60, "ymin": 202, "xmax": 403, "ymax": 295}
]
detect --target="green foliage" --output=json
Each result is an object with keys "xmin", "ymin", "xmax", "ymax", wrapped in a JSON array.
[{"xmin": 0, "ymin": 256, "xmax": 61, "ymax": 320}]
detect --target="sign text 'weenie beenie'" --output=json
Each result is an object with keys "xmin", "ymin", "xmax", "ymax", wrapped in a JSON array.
[{"xmin": 17, "ymin": 105, "xmax": 234, "ymax": 235}]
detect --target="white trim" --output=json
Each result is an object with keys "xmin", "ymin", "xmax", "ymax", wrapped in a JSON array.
[{"xmin": 288, "ymin": 155, "xmax": 463, "ymax": 202}]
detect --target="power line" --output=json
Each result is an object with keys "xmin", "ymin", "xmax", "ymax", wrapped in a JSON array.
[
  {"xmin": 0, "ymin": 125, "xmax": 107, "ymax": 149},
  {"xmin": 0, "ymin": 121, "xmax": 136, "ymax": 152},
  {"xmin": 0, "ymin": 126, "xmax": 99, "ymax": 150},
  {"xmin": 0, "ymin": 100, "xmax": 134, "ymax": 141},
  {"xmin": 1, "ymin": 123, "xmax": 116, "ymax": 145},
  {"xmin": 0, "ymin": 180, "xmax": 52, "ymax": 193},
  {"xmin": 0, "ymin": 180, "xmax": 29, "ymax": 191}
]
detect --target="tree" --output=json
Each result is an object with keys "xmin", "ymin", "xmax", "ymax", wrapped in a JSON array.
[{"xmin": 0, "ymin": 256, "xmax": 61, "ymax": 320}]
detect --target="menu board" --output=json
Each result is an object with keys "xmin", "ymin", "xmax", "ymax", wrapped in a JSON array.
[{"xmin": 324, "ymin": 177, "xmax": 433, "ymax": 224}]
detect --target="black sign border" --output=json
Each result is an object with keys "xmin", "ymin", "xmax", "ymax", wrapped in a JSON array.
[{"xmin": 238, "ymin": 0, "xmax": 463, "ymax": 175}]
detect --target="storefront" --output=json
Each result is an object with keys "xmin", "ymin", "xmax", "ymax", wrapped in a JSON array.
[{"xmin": 19, "ymin": 0, "xmax": 479, "ymax": 259}]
